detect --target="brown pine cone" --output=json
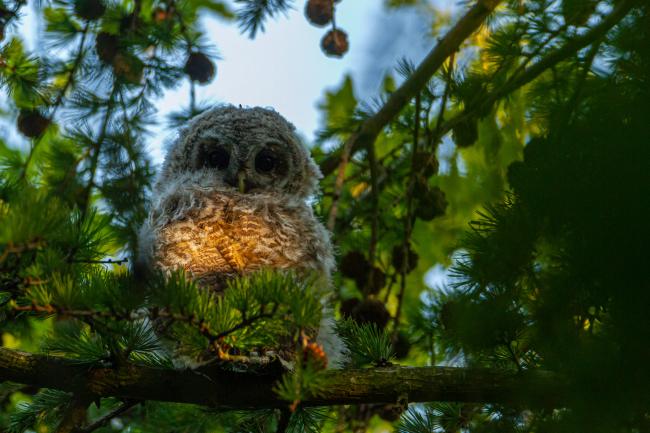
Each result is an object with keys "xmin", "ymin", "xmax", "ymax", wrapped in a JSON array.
[
  {"xmin": 305, "ymin": 0, "xmax": 333, "ymax": 27},
  {"xmin": 321, "ymin": 29, "xmax": 349, "ymax": 58}
]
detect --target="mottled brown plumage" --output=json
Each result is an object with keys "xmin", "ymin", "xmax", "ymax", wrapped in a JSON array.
[{"xmin": 138, "ymin": 105, "xmax": 334, "ymax": 294}]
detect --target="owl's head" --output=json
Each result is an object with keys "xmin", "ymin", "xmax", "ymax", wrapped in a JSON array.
[{"xmin": 157, "ymin": 106, "xmax": 322, "ymax": 198}]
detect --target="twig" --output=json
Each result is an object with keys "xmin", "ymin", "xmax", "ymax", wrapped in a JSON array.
[
  {"xmin": 77, "ymin": 400, "xmax": 139, "ymax": 433},
  {"xmin": 506, "ymin": 341, "xmax": 523, "ymax": 372},
  {"xmin": 326, "ymin": 133, "xmax": 356, "ymax": 231},
  {"xmin": 432, "ymin": 53, "xmax": 455, "ymax": 143},
  {"xmin": 440, "ymin": 0, "xmax": 636, "ymax": 137},
  {"xmin": 11, "ymin": 301, "xmax": 130, "ymax": 319},
  {"xmin": 20, "ymin": 24, "xmax": 90, "ymax": 180},
  {"xmin": 55, "ymin": 394, "xmax": 92, "ymax": 433},
  {"xmin": 506, "ymin": 23, "xmax": 567, "ymax": 87},
  {"xmin": 382, "ymin": 271, "xmax": 398, "ymax": 304},
  {"xmin": 11, "ymin": 298, "xmax": 279, "ymax": 351},
  {"xmin": 212, "ymin": 304, "xmax": 279, "ymax": 341},
  {"xmin": 0, "ymin": 240, "xmax": 46, "ymax": 264},
  {"xmin": 319, "ymin": 0, "xmax": 636, "ymax": 177},
  {"xmin": 56, "ymin": 147, "xmax": 92, "ymax": 195},
  {"xmin": 276, "ymin": 408, "xmax": 292, "ymax": 433},
  {"xmin": 319, "ymin": 0, "xmax": 503, "ymax": 176},
  {"xmin": 367, "ymin": 139, "xmax": 380, "ymax": 281},
  {"xmin": 81, "ymin": 84, "xmax": 119, "ymax": 218},
  {"xmin": 190, "ymin": 80, "xmax": 196, "ymax": 113},
  {"xmin": 71, "ymin": 257, "xmax": 129, "ymax": 265},
  {"xmin": 392, "ymin": 93, "xmax": 421, "ymax": 333},
  {"xmin": 130, "ymin": 0, "xmax": 142, "ymax": 30},
  {"xmin": 558, "ymin": 40, "xmax": 602, "ymax": 131}
]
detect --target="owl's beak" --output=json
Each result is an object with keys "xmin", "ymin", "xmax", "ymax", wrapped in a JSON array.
[
  {"xmin": 225, "ymin": 171, "xmax": 250, "ymax": 192},
  {"xmin": 238, "ymin": 172, "xmax": 247, "ymax": 193}
]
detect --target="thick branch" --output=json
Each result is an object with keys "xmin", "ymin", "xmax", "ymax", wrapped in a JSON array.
[
  {"xmin": 0, "ymin": 347, "xmax": 564, "ymax": 409},
  {"xmin": 319, "ymin": 0, "xmax": 502, "ymax": 176}
]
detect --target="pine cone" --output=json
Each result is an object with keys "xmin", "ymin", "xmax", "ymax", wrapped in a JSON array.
[
  {"xmin": 351, "ymin": 299, "xmax": 390, "ymax": 329},
  {"xmin": 321, "ymin": 29, "xmax": 349, "ymax": 58},
  {"xmin": 392, "ymin": 244, "xmax": 419, "ymax": 273},
  {"xmin": 184, "ymin": 52, "xmax": 216, "ymax": 84},
  {"xmin": 73, "ymin": 0, "xmax": 105, "ymax": 20},
  {"xmin": 112, "ymin": 52, "xmax": 144, "ymax": 84},
  {"xmin": 413, "ymin": 151, "xmax": 439, "ymax": 178},
  {"xmin": 414, "ymin": 186, "xmax": 448, "ymax": 221},
  {"xmin": 119, "ymin": 13, "xmax": 142, "ymax": 32},
  {"xmin": 95, "ymin": 32, "xmax": 120, "ymax": 64},
  {"xmin": 339, "ymin": 251, "xmax": 371, "ymax": 281},
  {"xmin": 305, "ymin": 0, "xmax": 333, "ymax": 27},
  {"xmin": 17, "ymin": 110, "xmax": 50, "ymax": 138},
  {"xmin": 452, "ymin": 116, "xmax": 478, "ymax": 148},
  {"xmin": 340, "ymin": 297, "xmax": 361, "ymax": 318},
  {"xmin": 378, "ymin": 403, "xmax": 404, "ymax": 422},
  {"xmin": 392, "ymin": 331, "xmax": 411, "ymax": 360}
]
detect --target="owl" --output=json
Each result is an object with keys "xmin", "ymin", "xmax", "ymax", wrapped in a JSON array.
[{"xmin": 138, "ymin": 106, "xmax": 335, "ymax": 292}]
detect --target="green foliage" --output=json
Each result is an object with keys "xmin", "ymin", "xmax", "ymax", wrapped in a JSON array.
[
  {"xmin": 0, "ymin": 0, "xmax": 648, "ymax": 431},
  {"xmin": 286, "ymin": 407, "xmax": 329, "ymax": 433},
  {"xmin": 274, "ymin": 358, "xmax": 330, "ymax": 409},
  {"xmin": 430, "ymin": 7, "xmax": 650, "ymax": 432},
  {"xmin": 96, "ymin": 401, "xmax": 226, "ymax": 433},
  {"xmin": 316, "ymin": 74, "xmax": 360, "ymax": 142},
  {"xmin": 335, "ymin": 319, "xmax": 394, "ymax": 367},
  {"xmin": 236, "ymin": 0, "xmax": 293, "ymax": 38},
  {"xmin": 149, "ymin": 269, "xmax": 324, "ymax": 358},
  {"xmin": 9, "ymin": 389, "xmax": 72, "ymax": 433},
  {"xmin": 0, "ymin": 38, "xmax": 45, "ymax": 105}
]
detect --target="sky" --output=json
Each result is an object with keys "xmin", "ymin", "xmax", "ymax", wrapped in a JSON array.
[
  {"xmin": 149, "ymin": 1, "xmax": 437, "ymax": 164},
  {"xmin": 17, "ymin": 1, "xmax": 440, "ymax": 164},
  {"xmin": 149, "ymin": 1, "xmax": 380, "ymax": 163}
]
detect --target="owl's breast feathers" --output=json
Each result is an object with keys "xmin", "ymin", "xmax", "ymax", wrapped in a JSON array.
[{"xmin": 141, "ymin": 187, "xmax": 333, "ymax": 291}]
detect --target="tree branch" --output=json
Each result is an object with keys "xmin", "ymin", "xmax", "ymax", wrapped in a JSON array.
[
  {"xmin": 319, "ymin": 0, "xmax": 637, "ymax": 177},
  {"xmin": 319, "ymin": 0, "xmax": 502, "ymax": 176},
  {"xmin": 326, "ymin": 133, "xmax": 355, "ymax": 231},
  {"xmin": 0, "ymin": 347, "xmax": 564, "ymax": 409},
  {"xmin": 55, "ymin": 394, "xmax": 92, "ymax": 433},
  {"xmin": 81, "ymin": 83, "xmax": 118, "ymax": 219},
  {"xmin": 77, "ymin": 400, "xmax": 139, "ymax": 433},
  {"xmin": 434, "ymin": 0, "xmax": 637, "ymax": 139},
  {"xmin": 20, "ymin": 24, "xmax": 90, "ymax": 180}
]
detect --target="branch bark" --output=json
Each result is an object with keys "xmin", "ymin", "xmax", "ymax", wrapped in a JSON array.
[
  {"xmin": 0, "ymin": 347, "xmax": 564, "ymax": 409},
  {"xmin": 319, "ymin": 0, "xmax": 502, "ymax": 176}
]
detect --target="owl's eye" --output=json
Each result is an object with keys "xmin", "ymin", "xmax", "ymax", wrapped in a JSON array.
[
  {"xmin": 205, "ymin": 147, "xmax": 230, "ymax": 170},
  {"xmin": 255, "ymin": 148, "xmax": 277, "ymax": 173}
]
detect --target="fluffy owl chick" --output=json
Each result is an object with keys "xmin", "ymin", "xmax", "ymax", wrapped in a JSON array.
[{"xmin": 138, "ymin": 106, "xmax": 335, "ymax": 291}]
